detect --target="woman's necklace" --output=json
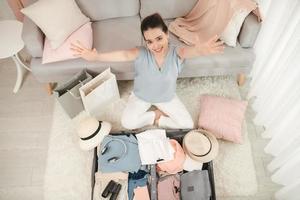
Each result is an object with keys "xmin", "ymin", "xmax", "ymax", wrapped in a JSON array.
[{"xmin": 154, "ymin": 46, "xmax": 169, "ymax": 70}]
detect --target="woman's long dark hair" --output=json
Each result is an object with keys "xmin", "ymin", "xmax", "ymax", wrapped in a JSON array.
[{"xmin": 140, "ymin": 13, "xmax": 168, "ymax": 39}]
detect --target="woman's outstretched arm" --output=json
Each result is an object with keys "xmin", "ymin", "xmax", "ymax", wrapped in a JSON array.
[
  {"xmin": 70, "ymin": 41, "xmax": 139, "ymax": 62},
  {"xmin": 177, "ymin": 35, "xmax": 225, "ymax": 60}
]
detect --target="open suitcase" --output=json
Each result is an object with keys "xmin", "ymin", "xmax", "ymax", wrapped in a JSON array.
[{"xmin": 91, "ymin": 129, "xmax": 216, "ymax": 200}]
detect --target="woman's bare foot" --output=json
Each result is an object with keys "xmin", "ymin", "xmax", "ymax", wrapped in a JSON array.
[{"xmin": 154, "ymin": 109, "xmax": 168, "ymax": 126}]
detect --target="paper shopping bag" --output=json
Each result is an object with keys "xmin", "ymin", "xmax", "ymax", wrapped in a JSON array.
[
  {"xmin": 79, "ymin": 68, "xmax": 120, "ymax": 116},
  {"xmin": 54, "ymin": 69, "xmax": 92, "ymax": 118}
]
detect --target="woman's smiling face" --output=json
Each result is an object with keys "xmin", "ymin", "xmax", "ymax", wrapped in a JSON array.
[{"xmin": 143, "ymin": 27, "xmax": 169, "ymax": 56}]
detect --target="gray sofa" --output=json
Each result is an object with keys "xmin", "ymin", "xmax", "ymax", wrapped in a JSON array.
[{"xmin": 22, "ymin": 0, "xmax": 261, "ymax": 85}]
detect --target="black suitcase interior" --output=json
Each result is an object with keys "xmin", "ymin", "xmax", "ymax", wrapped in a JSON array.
[{"xmin": 91, "ymin": 129, "xmax": 216, "ymax": 200}]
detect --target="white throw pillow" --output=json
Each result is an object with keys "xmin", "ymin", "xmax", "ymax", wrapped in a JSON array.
[
  {"xmin": 21, "ymin": 0, "xmax": 90, "ymax": 49},
  {"xmin": 220, "ymin": 9, "xmax": 251, "ymax": 47}
]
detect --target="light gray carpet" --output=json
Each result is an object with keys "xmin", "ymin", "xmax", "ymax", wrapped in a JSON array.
[{"xmin": 44, "ymin": 76, "xmax": 257, "ymax": 200}]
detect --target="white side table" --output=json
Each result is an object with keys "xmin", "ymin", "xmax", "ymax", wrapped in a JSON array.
[{"xmin": 0, "ymin": 20, "xmax": 31, "ymax": 93}]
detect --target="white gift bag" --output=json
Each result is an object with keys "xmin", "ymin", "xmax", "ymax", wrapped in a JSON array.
[{"xmin": 79, "ymin": 68, "xmax": 120, "ymax": 116}]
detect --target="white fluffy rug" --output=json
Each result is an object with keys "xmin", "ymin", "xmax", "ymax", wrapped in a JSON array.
[{"xmin": 44, "ymin": 76, "xmax": 257, "ymax": 200}]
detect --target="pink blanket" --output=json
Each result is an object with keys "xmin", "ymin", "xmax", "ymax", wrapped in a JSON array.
[{"xmin": 169, "ymin": 0, "xmax": 261, "ymax": 45}]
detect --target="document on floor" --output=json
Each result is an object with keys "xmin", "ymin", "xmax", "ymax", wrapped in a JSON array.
[{"xmin": 136, "ymin": 129, "xmax": 174, "ymax": 165}]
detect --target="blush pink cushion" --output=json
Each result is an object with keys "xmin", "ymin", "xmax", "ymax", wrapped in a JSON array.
[
  {"xmin": 198, "ymin": 95, "xmax": 248, "ymax": 143},
  {"xmin": 42, "ymin": 22, "xmax": 92, "ymax": 64}
]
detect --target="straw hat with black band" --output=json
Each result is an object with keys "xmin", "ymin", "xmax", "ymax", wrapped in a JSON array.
[
  {"xmin": 183, "ymin": 129, "xmax": 219, "ymax": 164},
  {"xmin": 77, "ymin": 117, "xmax": 111, "ymax": 151}
]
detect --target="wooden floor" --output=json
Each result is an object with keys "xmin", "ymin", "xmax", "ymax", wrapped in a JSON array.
[
  {"xmin": 0, "ymin": 57, "xmax": 53, "ymax": 199},
  {"xmin": 0, "ymin": 57, "xmax": 280, "ymax": 200}
]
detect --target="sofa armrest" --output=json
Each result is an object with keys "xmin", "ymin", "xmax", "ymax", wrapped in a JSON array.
[
  {"xmin": 21, "ymin": 16, "xmax": 44, "ymax": 58},
  {"xmin": 238, "ymin": 13, "xmax": 261, "ymax": 48}
]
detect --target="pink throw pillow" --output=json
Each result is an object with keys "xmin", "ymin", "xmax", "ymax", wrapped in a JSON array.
[
  {"xmin": 198, "ymin": 95, "xmax": 248, "ymax": 143},
  {"xmin": 42, "ymin": 22, "xmax": 92, "ymax": 64}
]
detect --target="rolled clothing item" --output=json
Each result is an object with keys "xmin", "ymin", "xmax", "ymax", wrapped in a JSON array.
[
  {"xmin": 157, "ymin": 139, "xmax": 185, "ymax": 174},
  {"xmin": 93, "ymin": 171, "xmax": 128, "ymax": 200}
]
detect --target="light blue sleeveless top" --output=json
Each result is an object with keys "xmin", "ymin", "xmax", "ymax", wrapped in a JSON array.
[{"xmin": 133, "ymin": 45, "xmax": 183, "ymax": 103}]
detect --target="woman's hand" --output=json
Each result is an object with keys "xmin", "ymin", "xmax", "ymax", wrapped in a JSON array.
[
  {"xmin": 196, "ymin": 35, "xmax": 224, "ymax": 56},
  {"xmin": 70, "ymin": 41, "xmax": 99, "ymax": 61}
]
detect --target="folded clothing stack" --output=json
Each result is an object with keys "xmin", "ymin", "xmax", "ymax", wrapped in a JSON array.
[{"xmin": 136, "ymin": 129, "xmax": 174, "ymax": 165}]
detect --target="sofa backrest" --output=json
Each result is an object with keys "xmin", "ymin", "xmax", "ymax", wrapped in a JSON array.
[
  {"xmin": 75, "ymin": 0, "xmax": 140, "ymax": 21},
  {"xmin": 25, "ymin": 0, "xmax": 196, "ymax": 21},
  {"xmin": 140, "ymin": 0, "xmax": 198, "ymax": 19}
]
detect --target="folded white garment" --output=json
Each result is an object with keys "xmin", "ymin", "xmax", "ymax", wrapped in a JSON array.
[{"xmin": 136, "ymin": 129, "xmax": 174, "ymax": 165}]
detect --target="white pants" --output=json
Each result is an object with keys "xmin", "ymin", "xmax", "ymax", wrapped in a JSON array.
[{"xmin": 121, "ymin": 93, "xmax": 194, "ymax": 130}]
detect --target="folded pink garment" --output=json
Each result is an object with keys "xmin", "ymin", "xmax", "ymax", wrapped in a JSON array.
[
  {"xmin": 158, "ymin": 175, "xmax": 180, "ymax": 200},
  {"xmin": 133, "ymin": 186, "xmax": 150, "ymax": 200},
  {"xmin": 157, "ymin": 139, "xmax": 185, "ymax": 174},
  {"xmin": 169, "ymin": 0, "xmax": 260, "ymax": 45}
]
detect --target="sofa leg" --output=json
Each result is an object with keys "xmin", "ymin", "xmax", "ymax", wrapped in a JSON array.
[
  {"xmin": 237, "ymin": 74, "xmax": 246, "ymax": 86},
  {"xmin": 46, "ymin": 83, "xmax": 53, "ymax": 95}
]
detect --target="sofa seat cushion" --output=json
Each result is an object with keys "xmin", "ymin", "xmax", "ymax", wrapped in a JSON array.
[
  {"xmin": 181, "ymin": 43, "xmax": 255, "ymax": 77},
  {"xmin": 31, "ymin": 57, "xmax": 135, "ymax": 83},
  {"xmin": 92, "ymin": 16, "xmax": 142, "ymax": 52},
  {"xmin": 31, "ymin": 41, "xmax": 254, "ymax": 83}
]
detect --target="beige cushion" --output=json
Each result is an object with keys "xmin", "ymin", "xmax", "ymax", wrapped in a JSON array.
[
  {"xmin": 220, "ymin": 10, "xmax": 252, "ymax": 47},
  {"xmin": 21, "ymin": 0, "xmax": 89, "ymax": 49}
]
